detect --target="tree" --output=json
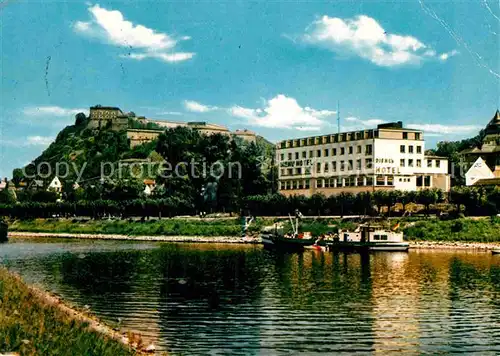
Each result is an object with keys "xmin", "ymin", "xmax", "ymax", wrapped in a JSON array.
[
  {"xmin": 373, "ymin": 190, "xmax": 387, "ymax": 215},
  {"xmin": 416, "ymin": 188, "xmax": 442, "ymax": 217},
  {"xmin": 75, "ymin": 112, "xmax": 87, "ymax": 126},
  {"xmin": 398, "ymin": 191, "xmax": 417, "ymax": 214},
  {"xmin": 12, "ymin": 168, "xmax": 24, "ymax": 187}
]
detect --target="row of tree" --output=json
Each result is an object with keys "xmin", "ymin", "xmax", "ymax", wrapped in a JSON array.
[{"xmin": 1, "ymin": 187, "xmax": 498, "ymax": 219}]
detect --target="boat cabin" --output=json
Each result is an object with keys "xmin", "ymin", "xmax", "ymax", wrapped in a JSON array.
[{"xmin": 339, "ymin": 225, "xmax": 404, "ymax": 243}]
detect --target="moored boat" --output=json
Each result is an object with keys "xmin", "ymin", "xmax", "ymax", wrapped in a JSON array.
[
  {"xmin": 0, "ymin": 219, "xmax": 8, "ymax": 243},
  {"xmin": 492, "ymin": 249, "xmax": 500, "ymax": 255},
  {"xmin": 326, "ymin": 224, "xmax": 409, "ymax": 252},
  {"xmin": 260, "ymin": 210, "xmax": 316, "ymax": 251}
]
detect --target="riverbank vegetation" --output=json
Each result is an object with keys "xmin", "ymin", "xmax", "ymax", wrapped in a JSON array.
[
  {"xmin": 0, "ymin": 268, "xmax": 134, "ymax": 356},
  {"xmin": 6, "ymin": 216, "xmax": 500, "ymax": 242},
  {"xmin": 2, "ymin": 186, "xmax": 498, "ymax": 220}
]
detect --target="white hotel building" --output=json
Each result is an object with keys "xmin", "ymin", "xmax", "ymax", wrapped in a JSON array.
[{"xmin": 276, "ymin": 121, "xmax": 450, "ymax": 197}]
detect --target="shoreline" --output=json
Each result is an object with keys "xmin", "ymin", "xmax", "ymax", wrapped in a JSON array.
[
  {"xmin": 9, "ymin": 231, "xmax": 260, "ymax": 244},
  {"xmin": 9, "ymin": 231, "xmax": 500, "ymax": 250},
  {"xmin": 0, "ymin": 268, "xmax": 155, "ymax": 355}
]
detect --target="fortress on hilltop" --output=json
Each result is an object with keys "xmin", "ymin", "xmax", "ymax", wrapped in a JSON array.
[{"xmin": 88, "ymin": 105, "xmax": 257, "ymax": 147}]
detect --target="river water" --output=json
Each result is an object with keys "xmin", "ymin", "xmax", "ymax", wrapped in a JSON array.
[{"xmin": 1, "ymin": 238, "xmax": 499, "ymax": 355}]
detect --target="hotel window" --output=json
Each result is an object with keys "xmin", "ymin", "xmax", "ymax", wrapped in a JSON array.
[
  {"xmin": 366, "ymin": 176, "xmax": 374, "ymax": 186},
  {"xmin": 403, "ymin": 132, "xmax": 408, "ymax": 139},
  {"xmin": 417, "ymin": 159, "xmax": 422, "ymax": 167},
  {"xmin": 287, "ymin": 168, "xmax": 293, "ymax": 176},
  {"xmin": 415, "ymin": 133, "xmax": 421, "ymax": 140},
  {"xmin": 387, "ymin": 176, "xmax": 394, "ymax": 185},
  {"xmin": 305, "ymin": 179, "xmax": 310, "ymax": 189},
  {"xmin": 408, "ymin": 159, "xmax": 414, "ymax": 167},
  {"xmin": 332, "ymin": 161, "xmax": 337, "ymax": 172},
  {"xmin": 332, "ymin": 148, "xmax": 337, "ymax": 156},
  {"xmin": 308, "ymin": 138, "xmax": 314, "ymax": 145},
  {"xmin": 348, "ymin": 160, "xmax": 353, "ymax": 171},
  {"xmin": 316, "ymin": 179, "xmax": 323, "ymax": 188},
  {"xmin": 400, "ymin": 145, "xmax": 406, "ymax": 153},
  {"xmin": 281, "ymin": 168, "xmax": 286, "ymax": 176},
  {"xmin": 280, "ymin": 154, "xmax": 285, "ymax": 161},
  {"xmin": 298, "ymin": 180, "xmax": 303, "ymax": 189},
  {"xmin": 295, "ymin": 152, "xmax": 299, "ymax": 160},
  {"xmin": 424, "ymin": 176, "xmax": 431, "ymax": 187},
  {"xmin": 309, "ymin": 150, "xmax": 313, "ymax": 158},
  {"xmin": 292, "ymin": 180, "xmax": 298, "ymax": 189},
  {"xmin": 301, "ymin": 139, "xmax": 306, "ymax": 146},
  {"xmin": 324, "ymin": 149, "xmax": 329, "ymax": 157},
  {"xmin": 288, "ymin": 153, "xmax": 292, "ymax": 160},
  {"xmin": 302, "ymin": 151, "xmax": 306, "ymax": 158},
  {"xmin": 365, "ymin": 158, "xmax": 373, "ymax": 169},
  {"xmin": 409, "ymin": 145, "xmax": 414, "ymax": 154},
  {"xmin": 357, "ymin": 146, "xmax": 362, "ymax": 154},
  {"xmin": 337, "ymin": 177, "xmax": 343, "ymax": 187},
  {"xmin": 365, "ymin": 145, "xmax": 373, "ymax": 155},
  {"xmin": 324, "ymin": 163, "xmax": 329, "ymax": 173},
  {"xmin": 356, "ymin": 159, "xmax": 361, "ymax": 170},
  {"xmin": 427, "ymin": 160, "xmax": 432, "ymax": 168},
  {"xmin": 376, "ymin": 176, "xmax": 385, "ymax": 186},
  {"xmin": 417, "ymin": 146, "xmax": 422, "ymax": 154},
  {"xmin": 341, "ymin": 147, "xmax": 345, "ymax": 155},
  {"xmin": 436, "ymin": 160, "xmax": 441, "ymax": 168},
  {"xmin": 356, "ymin": 177, "xmax": 363, "ymax": 186},
  {"xmin": 400, "ymin": 159, "xmax": 405, "ymax": 167},
  {"xmin": 345, "ymin": 177, "xmax": 352, "ymax": 187},
  {"xmin": 417, "ymin": 176, "xmax": 423, "ymax": 186},
  {"xmin": 295, "ymin": 168, "xmax": 301, "ymax": 175},
  {"xmin": 316, "ymin": 163, "xmax": 321, "ymax": 173},
  {"xmin": 317, "ymin": 149, "xmax": 322, "ymax": 158},
  {"xmin": 349, "ymin": 146, "xmax": 353, "ymax": 154},
  {"xmin": 305, "ymin": 167, "xmax": 311, "ymax": 175},
  {"xmin": 325, "ymin": 136, "xmax": 331, "ymax": 143},
  {"xmin": 340, "ymin": 161, "xmax": 345, "ymax": 171}
]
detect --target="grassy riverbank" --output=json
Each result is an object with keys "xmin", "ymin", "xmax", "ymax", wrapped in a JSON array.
[
  {"xmin": 403, "ymin": 217, "xmax": 500, "ymax": 242},
  {"xmin": 7, "ymin": 216, "xmax": 500, "ymax": 243},
  {"xmin": 0, "ymin": 268, "xmax": 134, "ymax": 356}
]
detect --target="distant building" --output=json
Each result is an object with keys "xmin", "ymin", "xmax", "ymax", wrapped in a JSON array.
[
  {"xmin": 276, "ymin": 121, "xmax": 450, "ymax": 197},
  {"xmin": 47, "ymin": 176, "xmax": 62, "ymax": 193},
  {"xmin": 0, "ymin": 178, "xmax": 7, "ymax": 191},
  {"xmin": 461, "ymin": 110, "xmax": 500, "ymax": 172},
  {"xmin": 465, "ymin": 157, "xmax": 495, "ymax": 186},
  {"xmin": 87, "ymin": 105, "xmax": 257, "ymax": 147},
  {"xmin": 143, "ymin": 179, "xmax": 156, "ymax": 196},
  {"xmin": 88, "ymin": 105, "xmax": 128, "ymax": 131}
]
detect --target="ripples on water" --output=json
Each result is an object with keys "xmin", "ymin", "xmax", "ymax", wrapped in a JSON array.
[{"xmin": 1, "ymin": 238, "xmax": 500, "ymax": 355}]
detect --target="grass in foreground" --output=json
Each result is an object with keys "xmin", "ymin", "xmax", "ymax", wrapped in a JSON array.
[{"xmin": 0, "ymin": 268, "xmax": 135, "ymax": 356}]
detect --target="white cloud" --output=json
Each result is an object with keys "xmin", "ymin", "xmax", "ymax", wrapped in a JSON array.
[
  {"xmin": 407, "ymin": 123, "xmax": 482, "ymax": 135},
  {"xmin": 27, "ymin": 136, "xmax": 54, "ymax": 146},
  {"xmin": 0, "ymin": 136, "xmax": 54, "ymax": 147},
  {"xmin": 439, "ymin": 49, "xmax": 459, "ymax": 61},
  {"xmin": 228, "ymin": 94, "xmax": 336, "ymax": 131},
  {"xmin": 74, "ymin": 4, "xmax": 194, "ymax": 63},
  {"xmin": 302, "ymin": 15, "xmax": 457, "ymax": 67},
  {"xmin": 183, "ymin": 100, "xmax": 219, "ymax": 113},
  {"xmin": 344, "ymin": 116, "xmax": 386, "ymax": 127},
  {"xmin": 121, "ymin": 52, "xmax": 194, "ymax": 63},
  {"xmin": 23, "ymin": 106, "xmax": 88, "ymax": 117}
]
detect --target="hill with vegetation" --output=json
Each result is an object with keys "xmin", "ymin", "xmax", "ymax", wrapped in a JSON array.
[{"xmin": 7, "ymin": 112, "xmax": 275, "ymax": 211}]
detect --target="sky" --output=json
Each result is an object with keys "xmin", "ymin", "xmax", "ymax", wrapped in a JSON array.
[{"xmin": 0, "ymin": 0, "xmax": 499, "ymax": 178}]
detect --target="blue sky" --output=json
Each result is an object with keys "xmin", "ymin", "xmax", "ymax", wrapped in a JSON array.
[{"xmin": 0, "ymin": 0, "xmax": 499, "ymax": 178}]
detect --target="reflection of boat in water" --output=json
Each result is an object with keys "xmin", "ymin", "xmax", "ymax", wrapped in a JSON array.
[
  {"xmin": 326, "ymin": 225, "xmax": 409, "ymax": 252},
  {"xmin": 0, "ymin": 219, "xmax": 8, "ymax": 243}
]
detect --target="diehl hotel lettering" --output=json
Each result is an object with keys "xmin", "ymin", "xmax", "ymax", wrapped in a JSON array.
[{"xmin": 374, "ymin": 157, "xmax": 399, "ymax": 174}]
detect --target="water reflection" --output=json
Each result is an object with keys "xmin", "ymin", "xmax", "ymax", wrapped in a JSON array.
[{"xmin": 1, "ymin": 239, "xmax": 500, "ymax": 354}]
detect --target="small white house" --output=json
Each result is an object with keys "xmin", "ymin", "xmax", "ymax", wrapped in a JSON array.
[
  {"xmin": 465, "ymin": 157, "xmax": 494, "ymax": 186},
  {"xmin": 48, "ymin": 176, "xmax": 62, "ymax": 193}
]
